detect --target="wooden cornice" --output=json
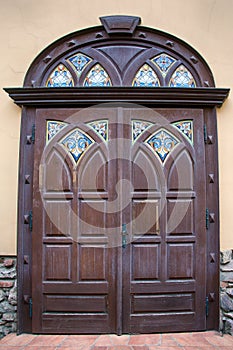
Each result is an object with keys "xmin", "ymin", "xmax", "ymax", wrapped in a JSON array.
[{"xmin": 4, "ymin": 87, "xmax": 230, "ymax": 108}]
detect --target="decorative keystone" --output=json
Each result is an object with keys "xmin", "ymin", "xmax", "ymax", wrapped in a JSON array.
[{"xmin": 100, "ymin": 15, "xmax": 141, "ymax": 35}]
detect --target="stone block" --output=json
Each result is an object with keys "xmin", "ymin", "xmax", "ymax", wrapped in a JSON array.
[
  {"xmin": 3, "ymin": 259, "xmax": 15, "ymax": 268},
  {"xmin": 221, "ymin": 260, "xmax": 233, "ymax": 272},
  {"xmin": 0, "ymin": 290, "xmax": 5, "ymax": 302},
  {"xmin": 0, "ymin": 267, "xmax": 16, "ymax": 279},
  {"xmin": 221, "ymin": 250, "xmax": 233, "ymax": 264},
  {"xmin": 0, "ymin": 281, "xmax": 13, "ymax": 288},
  {"xmin": 8, "ymin": 282, "xmax": 17, "ymax": 306},
  {"xmin": 221, "ymin": 293, "xmax": 233, "ymax": 312},
  {"xmin": 220, "ymin": 270, "xmax": 233, "ymax": 282},
  {"xmin": 2, "ymin": 313, "xmax": 15, "ymax": 322},
  {"xmin": 226, "ymin": 288, "xmax": 233, "ymax": 297},
  {"xmin": 225, "ymin": 318, "xmax": 233, "ymax": 335}
]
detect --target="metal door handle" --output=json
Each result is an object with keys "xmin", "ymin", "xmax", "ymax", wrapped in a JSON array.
[{"xmin": 122, "ymin": 224, "xmax": 127, "ymax": 248}]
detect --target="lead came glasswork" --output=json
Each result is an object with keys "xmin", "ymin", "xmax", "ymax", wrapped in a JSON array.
[
  {"xmin": 61, "ymin": 129, "xmax": 94, "ymax": 163},
  {"xmin": 84, "ymin": 64, "xmax": 112, "ymax": 86},
  {"xmin": 172, "ymin": 120, "xmax": 193, "ymax": 145},
  {"xmin": 132, "ymin": 120, "xmax": 152, "ymax": 142},
  {"xmin": 151, "ymin": 54, "xmax": 176, "ymax": 76},
  {"xmin": 169, "ymin": 65, "xmax": 196, "ymax": 87},
  {"xmin": 88, "ymin": 120, "xmax": 108, "ymax": 141},
  {"xmin": 145, "ymin": 129, "xmax": 179, "ymax": 162},
  {"xmin": 132, "ymin": 64, "xmax": 160, "ymax": 87},
  {"xmin": 46, "ymin": 64, "xmax": 74, "ymax": 87},
  {"xmin": 67, "ymin": 53, "xmax": 92, "ymax": 76},
  {"xmin": 46, "ymin": 121, "xmax": 68, "ymax": 143}
]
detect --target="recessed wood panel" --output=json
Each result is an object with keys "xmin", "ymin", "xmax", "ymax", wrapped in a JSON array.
[
  {"xmin": 44, "ymin": 244, "xmax": 72, "ymax": 281},
  {"xmin": 133, "ymin": 200, "xmax": 160, "ymax": 235},
  {"xmin": 45, "ymin": 150, "xmax": 71, "ymax": 191},
  {"xmin": 79, "ymin": 200, "xmax": 106, "ymax": 236},
  {"xmin": 168, "ymin": 244, "xmax": 194, "ymax": 279},
  {"xmin": 133, "ymin": 150, "xmax": 159, "ymax": 191},
  {"xmin": 79, "ymin": 245, "xmax": 106, "ymax": 281},
  {"xmin": 168, "ymin": 150, "xmax": 193, "ymax": 191},
  {"xmin": 44, "ymin": 200, "xmax": 71, "ymax": 237},
  {"xmin": 79, "ymin": 149, "xmax": 107, "ymax": 192},
  {"xmin": 132, "ymin": 244, "xmax": 159, "ymax": 280},
  {"xmin": 132, "ymin": 293, "xmax": 194, "ymax": 313},
  {"xmin": 167, "ymin": 199, "xmax": 193, "ymax": 235},
  {"xmin": 44, "ymin": 295, "xmax": 107, "ymax": 313}
]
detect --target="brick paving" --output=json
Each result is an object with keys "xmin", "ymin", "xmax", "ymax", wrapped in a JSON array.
[{"xmin": 0, "ymin": 331, "xmax": 233, "ymax": 349}]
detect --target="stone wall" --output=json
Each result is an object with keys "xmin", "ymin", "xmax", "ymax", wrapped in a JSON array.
[
  {"xmin": 0, "ymin": 257, "xmax": 17, "ymax": 339},
  {"xmin": 220, "ymin": 249, "xmax": 233, "ymax": 335}
]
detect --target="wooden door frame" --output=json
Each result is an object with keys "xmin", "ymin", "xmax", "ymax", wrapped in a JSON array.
[{"xmin": 4, "ymin": 14, "xmax": 230, "ymax": 333}]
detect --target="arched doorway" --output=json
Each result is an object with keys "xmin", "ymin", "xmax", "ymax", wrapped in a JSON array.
[{"xmin": 5, "ymin": 15, "xmax": 229, "ymax": 334}]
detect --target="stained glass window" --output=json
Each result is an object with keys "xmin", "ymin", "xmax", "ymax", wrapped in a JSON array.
[
  {"xmin": 132, "ymin": 120, "xmax": 152, "ymax": 142},
  {"xmin": 46, "ymin": 64, "xmax": 74, "ymax": 87},
  {"xmin": 61, "ymin": 129, "xmax": 94, "ymax": 163},
  {"xmin": 132, "ymin": 64, "xmax": 160, "ymax": 87},
  {"xmin": 169, "ymin": 65, "xmax": 196, "ymax": 87},
  {"xmin": 172, "ymin": 120, "xmax": 193, "ymax": 145},
  {"xmin": 67, "ymin": 53, "xmax": 92, "ymax": 76},
  {"xmin": 46, "ymin": 121, "xmax": 68, "ymax": 143},
  {"xmin": 83, "ymin": 64, "xmax": 112, "ymax": 87},
  {"xmin": 145, "ymin": 129, "xmax": 179, "ymax": 162},
  {"xmin": 88, "ymin": 120, "xmax": 108, "ymax": 141},
  {"xmin": 151, "ymin": 54, "xmax": 176, "ymax": 76}
]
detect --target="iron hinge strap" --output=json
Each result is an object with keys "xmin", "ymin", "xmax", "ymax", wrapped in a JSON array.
[
  {"xmin": 206, "ymin": 296, "xmax": 209, "ymax": 317},
  {"xmin": 29, "ymin": 298, "xmax": 32, "ymax": 318},
  {"xmin": 29, "ymin": 210, "xmax": 33, "ymax": 232},
  {"xmin": 204, "ymin": 124, "xmax": 207, "ymax": 144},
  {"xmin": 31, "ymin": 124, "xmax": 35, "ymax": 144},
  {"xmin": 206, "ymin": 208, "xmax": 209, "ymax": 230}
]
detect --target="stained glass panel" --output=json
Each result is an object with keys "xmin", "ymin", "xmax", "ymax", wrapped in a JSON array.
[
  {"xmin": 145, "ymin": 129, "xmax": 179, "ymax": 162},
  {"xmin": 169, "ymin": 65, "xmax": 196, "ymax": 87},
  {"xmin": 61, "ymin": 129, "xmax": 94, "ymax": 163},
  {"xmin": 132, "ymin": 120, "xmax": 152, "ymax": 142},
  {"xmin": 132, "ymin": 64, "xmax": 160, "ymax": 87},
  {"xmin": 46, "ymin": 64, "xmax": 74, "ymax": 87},
  {"xmin": 151, "ymin": 54, "xmax": 176, "ymax": 76},
  {"xmin": 172, "ymin": 120, "xmax": 193, "ymax": 145},
  {"xmin": 88, "ymin": 120, "xmax": 108, "ymax": 141},
  {"xmin": 46, "ymin": 121, "xmax": 67, "ymax": 143},
  {"xmin": 67, "ymin": 53, "xmax": 92, "ymax": 76},
  {"xmin": 83, "ymin": 64, "xmax": 112, "ymax": 87}
]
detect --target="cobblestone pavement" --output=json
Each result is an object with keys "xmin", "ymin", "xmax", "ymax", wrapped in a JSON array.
[{"xmin": 0, "ymin": 331, "xmax": 233, "ymax": 349}]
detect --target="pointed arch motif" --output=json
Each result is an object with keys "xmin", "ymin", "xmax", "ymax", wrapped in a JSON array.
[
  {"xmin": 169, "ymin": 65, "xmax": 196, "ymax": 88},
  {"xmin": 132, "ymin": 64, "xmax": 160, "ymax": 87},
  {"xmin": 46, "ymin": 64, "xmax": 74, "ymax": 87}
]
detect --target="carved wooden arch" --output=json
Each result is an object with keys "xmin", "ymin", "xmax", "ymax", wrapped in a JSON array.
[{"xmin": 24, "ymin": 15, "xmax": 214, "ymax": 88}]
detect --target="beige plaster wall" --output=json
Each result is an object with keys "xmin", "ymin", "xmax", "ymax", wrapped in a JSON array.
[{"xmin": 0, "ymin": 0, "xmax": 232, "ymax": 254}]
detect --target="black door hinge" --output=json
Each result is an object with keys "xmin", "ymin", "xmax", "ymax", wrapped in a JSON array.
[
  {"xmin": 26, "ymin": 124, "xmax": 35, "ymax": 144},
  {"xmin": 206, "ymin": 208, "xmax": 209, "ymax": 229},
  {"xmin": 29, "ymin": 298, "xmax": 33, "ymax": 318},
  {"xmin": 29, "ymin": 210, "xmax": 33, "ymax": 231},
  {"xmin": 206, "ymin": 296, "xmax": 209, "ymax": 317},
  {"xmin": 204, "ymin": 124, "xmax": 207, "ymax": 144}
]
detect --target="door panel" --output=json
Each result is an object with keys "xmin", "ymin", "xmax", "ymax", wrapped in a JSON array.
[{"xmin": 32, "ymin": 107, "xmax": 206, "ymax": 334}]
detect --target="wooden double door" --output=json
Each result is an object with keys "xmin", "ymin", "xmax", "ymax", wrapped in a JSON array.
[{"xmin": 32, "ymin": 106, "xmax": 206, "ymax": 334}]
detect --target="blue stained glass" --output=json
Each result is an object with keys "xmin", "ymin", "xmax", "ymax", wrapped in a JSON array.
[
  {"xmin": 84, "ymin": 64, "xmax": 112, "ymax": 87},
  {"xmin": 88, "ymin": 120, "xmax": 108, "ymax": 141},
  {"xmin": 61, "ymin": 129, "xmax": 94, "ymax": 163},
  {"xmin": 151, "ymin": 54, "xmax": 176, "ymax": 75},
  {"xmin": 146, "ymin": 129, "xmax": 179, "ymax": 162},
  {"xmin": 132, "ymin": 120, "xmax": 152, "ymax": 142},
  {"xmin": 172, "ymin": 120, "xmax": 193, "ymax": 145},
  {"xmin": 47, "ymin": 121, "xmax": 67, "ymax": 143},
  {"xmin": 67, "ymin": 53, "xmax": 92, "ymax": 75},
  {"xmin": 132, "ymin": 64, "xmax": 160, "ymax": 87},
  {"xmin": 46, "ymin": 64, "xmax": 74, "ymax": 87},
  {"xmin": 169, "ymin": 65, "xmax": 196, "ymax": 88}
]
